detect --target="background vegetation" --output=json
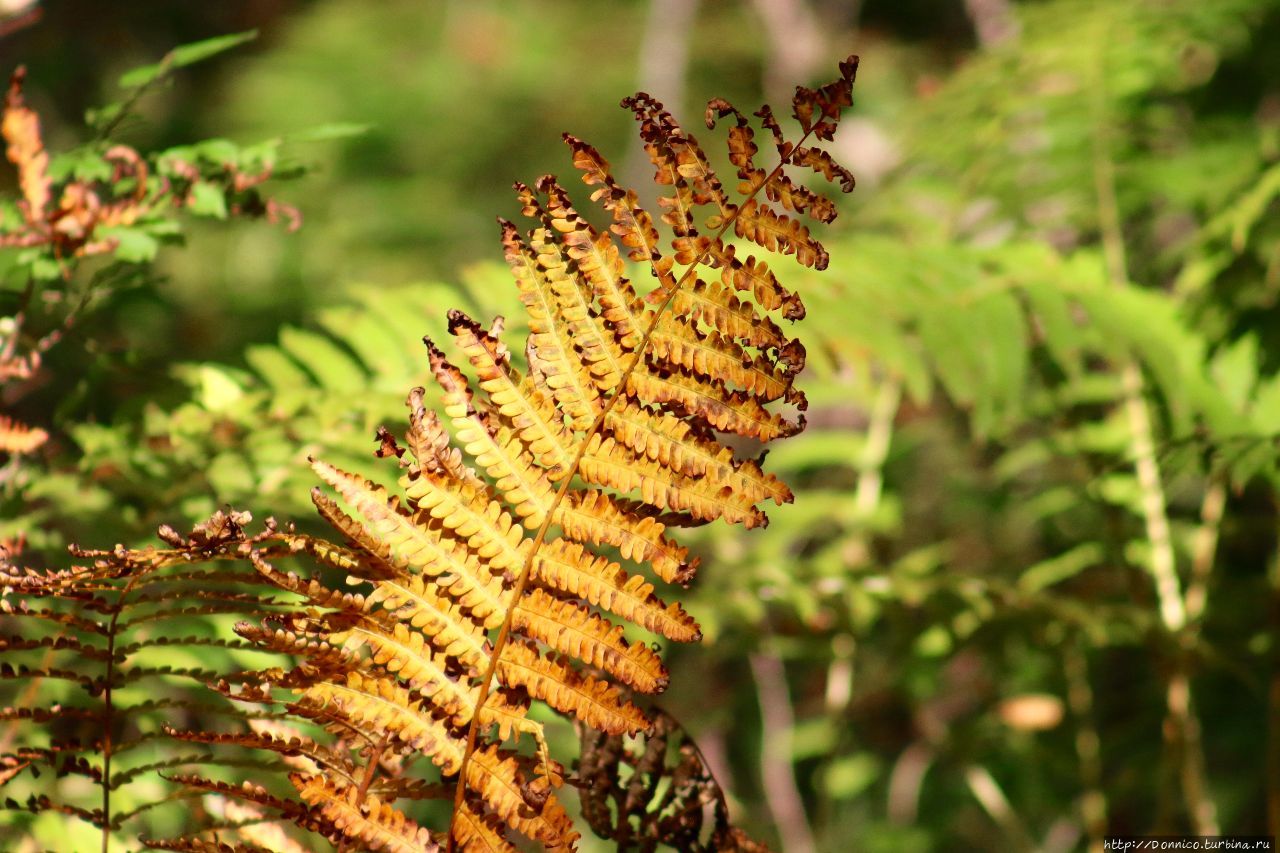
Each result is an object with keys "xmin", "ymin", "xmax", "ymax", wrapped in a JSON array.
[{"xmin": 2, "ymin": 0, "xmax": 1279, "ymax": 850}]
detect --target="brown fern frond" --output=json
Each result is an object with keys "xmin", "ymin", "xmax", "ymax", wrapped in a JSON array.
[
  {"xmin": 161, "ymin": 726, "xmax": 357, "ymax": 783},
  {"xmin": 576, "ymin": 707, "xmax": 773, "ymax": 852},
  {"xmin": 203, "ymin": 796, "xmax": 314, "ymax": 853},
  {"xmin": 153, "ymin": 774, "xmax": 338, "ymax": 841},
  {"xmin": 0, "ymin": 511, "xmax": 302, "ymax": 845}
]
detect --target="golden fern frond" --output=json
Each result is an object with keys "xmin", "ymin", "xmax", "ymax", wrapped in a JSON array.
[
  {"xmin": 501, "ymin": 219, "xmax": 604, "ymax": 429},
  {"xmin": 578, "ymin": 432, "xmax": 767, "ymax": 527},
  {"xmin": 405, "ymin": 388, "xmax": 481, "ymax": 485},
  {"xmin": 400, "ymin": 462, "xmax": 526, "ymax": 573},
  {"xmin": 537, "ymin": 177, "xmax": 644, "ymax": 350},
  {"xmin": 513, "ymin": 587, "xmax": 667, "ymax": 693},
  {"xmin": 365, "ymin": 574, "xmax": 491, "ymax": 669},
  {"xmin": 604, "ymin": 399, "xmax": 792, "ymax": 505},
  {"xmin": 649, "ymin": 315, "xmax": 799, "ymax": 403},
  {"xmin": 132, "ymin": 55, "xmax": 857, "ymax": 853},
  {"xmin": 311, "ymin": 459, "xmax": 509, "ymax": 625},
  {"xmin": 2, "ymin": 67, "xmax": 50, "ymax": 223},
  {"xmin": 625, "ymin": 363, "xmax": 801, "ymax": 441}
]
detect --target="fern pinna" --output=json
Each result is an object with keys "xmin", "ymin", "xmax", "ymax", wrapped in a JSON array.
[{"xmin": 14, "ymin": 56, "xmax": 856, "ymax": 851}]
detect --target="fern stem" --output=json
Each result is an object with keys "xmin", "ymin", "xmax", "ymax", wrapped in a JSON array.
[
  {"xmin": 1270, "ymin": 670, "xmax": 1280, "ymax": 838},
  {"xmin": 1088, "ymin": 20, "xmax": 1183, "ymax": 632},
  {"xmin": 1171, "ymin": 477, "xmax": 1226, "ymax": 835},
  {"xmin": 329, "ymin": 734, "xmax": 391, "ymax": 853},
  {"xmin": 1089, "ymin": 25, "xmax": 1218, "ymax": 835},
  {"xmin": 358, "ymin": 732, "xmax": 390, "ymax": 800},
  {"xmin": 886, "ymin": 741, "xmax": 933, "ymax": 825},
  {"xmin": 1165, "ymin": 671, "xmax": 1217, "ymax": 834},
  {"xmin": 101, "ymin": 570, "xmax": 144, "ymax": 852},
  {"xmin": 846, "ymin": 374, "xmax": 900, "ymax": 567},
  {"xmin": 1117, "ymin": 363, "xmax": 1185, "ymax": 632},
  {"xmin": 1184, "ymin": 476, "xmax": 1226, "ymax": 626},
  {"xmin": 445, "ymin": 121, "xmax": 816, "ymax": 850},
  {"xmin": 749, "ymin": 651, "xmax": 816, "ymax": 853}
]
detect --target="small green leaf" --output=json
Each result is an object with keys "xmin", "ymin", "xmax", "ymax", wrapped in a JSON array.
[
  {"xmin": 1019, "ymin": 543, "xmax": 1104, "ymax": 593},
  {"xmin": 118, "ymin": 30, "xmax": 258, "ymax": 89},
  {"xmin": 189, "ymin": 182, "xmax": 228, "ymax": 219},
  {"xmin": 97, "ymin": 226, "xmax": 160, "ymax": 263},
  {"xmin": 193, "ymin": 138, "xmax": 240, "ymax": 166},
  {"xmin": 197, "ymin": 367, "xmax": 246, "ymax": 412},
  {"xmin": 285, "ymin": 123, "xmax": 372, "ymax": 143},
  {"xmin": 0, "ymin": 201, "xmax": 21, "ymax": 230},
  {"xmin": 85, "ymin": 102, "xmax": 124, "ymax": 131},
  {"xmin": 48, "ymin": 148, "xmax": 112, "ymax": 183}
]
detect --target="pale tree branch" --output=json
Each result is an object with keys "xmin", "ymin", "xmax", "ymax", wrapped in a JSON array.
[
  {"xmin": 749, "ymin": 651, "xmax": 816, "ymax": 853},
  {"xmin": 750, "ymin": 0, "xmax": 825, "ymax": 105}
]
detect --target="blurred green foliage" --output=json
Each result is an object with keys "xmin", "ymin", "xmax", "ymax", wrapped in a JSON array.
[{"xmin": 3, "ymin": 0, "xmax": 1280, "ymax": 850}]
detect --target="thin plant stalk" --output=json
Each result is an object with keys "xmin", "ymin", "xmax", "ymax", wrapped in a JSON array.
[
  {"xmin": 749, "ymin": 651, "xmax": 816, "ymax": 853},
  {"xmin": 964, "ymin": 763, "xmax": 1035, "ymax": 852},
  {"xmin": 1088, "ymin": 22, "xmax": 1216, "ymax": 834}
]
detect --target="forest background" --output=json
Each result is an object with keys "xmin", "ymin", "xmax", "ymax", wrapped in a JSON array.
[{"xmin": 2, "ymin": 0, "xmax": 1280, "ymax": 850}]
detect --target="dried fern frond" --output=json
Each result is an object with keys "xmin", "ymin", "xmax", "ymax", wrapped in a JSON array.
[
  {"xmin": 576, "ymin": 708, "xmax": 772, "ymax": 852},
  {"xmin": 0, "ymin": 510, "xmax": 295, "ymax": 848},
  {"xmin": 127, "ymin": 55, "xmax": 857, "ymax": 852}
]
